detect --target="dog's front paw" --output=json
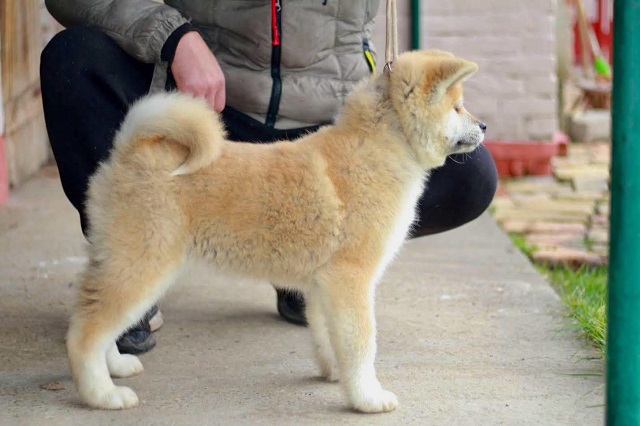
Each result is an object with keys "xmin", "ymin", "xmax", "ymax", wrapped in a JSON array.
[
  {"xmin": 83, "ymin": 385, "xmax": 139, "ymax": 410},
  {"xmin": 351, "ymin": 389, "xmax": 398, "ymax": 413},
  {"xmin": 108, "ymin": 353, "xmax": 144, "ymax": 378}
]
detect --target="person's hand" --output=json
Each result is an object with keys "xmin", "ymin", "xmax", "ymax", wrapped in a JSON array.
[{"xmin": 170, "ymin": 31, "xmax": 226, "ymax": 112}]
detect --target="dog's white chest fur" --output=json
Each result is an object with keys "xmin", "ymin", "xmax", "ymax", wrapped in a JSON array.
[{"xmin": 373, "ymin": 177, "xmax": 425, "ymax": 285}]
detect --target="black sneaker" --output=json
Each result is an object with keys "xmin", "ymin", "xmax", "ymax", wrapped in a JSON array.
[
  {"xmin": 276, "ymin": 289, "xmax": 307, "ymax": 326},
  {"xmin": 116, "ymin": 305, "xmax": 158, "ymax": 354}
]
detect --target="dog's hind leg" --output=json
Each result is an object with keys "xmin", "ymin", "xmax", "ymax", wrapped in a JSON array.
[
  {"xmin": 306, "ymin": 286, "xmax": 339, "ymax": 382},
  {"xmin": 106, "ymin": 341, "xmax": 144, "ymax": 378},
  {"xmin": 67, "ymin": 253, "xmax": 181, "ymax": 410},
  {"xmin": 315, "ymin": 263, "xmax": 398, "ymax": 413}
]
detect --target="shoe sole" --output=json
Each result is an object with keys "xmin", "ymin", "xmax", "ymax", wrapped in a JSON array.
[
  {"xmin": 116, "ymin": 333, "xmax": 156, "ymax": 355},
  {"xmin": 149, "ymin": 310, "xmax": 164, "ymax": 332}
]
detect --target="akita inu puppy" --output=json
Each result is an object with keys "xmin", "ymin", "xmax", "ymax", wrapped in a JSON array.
[{"xmin": 67, "ymin": 50, "xmax": 485, "ymax": 413}]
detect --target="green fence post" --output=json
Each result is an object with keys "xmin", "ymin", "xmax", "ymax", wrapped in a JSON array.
[
  {"xmin": 410, "ymin": 0, "xmax": 420, "ymax": 49},
  {"xmin": 607, "ymin": 0, "xmax": 640, "ymax": 424}
]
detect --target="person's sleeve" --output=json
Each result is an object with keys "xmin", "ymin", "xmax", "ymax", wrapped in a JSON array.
[
  {"xmin": 45, "ymin": 0, "xmax": 189, "ymax": 64},
  {"xmin": 160, "ymin": 23, "xmax": 198, "ymax": 64}
]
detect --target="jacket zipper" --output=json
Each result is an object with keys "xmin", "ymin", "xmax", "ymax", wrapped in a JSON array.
[
  {"xmin": 363, "ymin": 39, "xmax": 376, "ymax": 75},
  {"xmin": 266, "ymin": 0, "xmax": 282, "ymax": 128}
]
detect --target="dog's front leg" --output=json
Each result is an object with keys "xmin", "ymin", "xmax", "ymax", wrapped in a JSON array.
[{"xmin": 316, "ymin": 265, "xmax": 398, "ymax": 413}]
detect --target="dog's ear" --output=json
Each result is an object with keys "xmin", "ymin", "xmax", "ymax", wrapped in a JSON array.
[
  {"xmin": 424, "ymin": 58, "xmax": 478, "ymax": 103},
  {"xmin": 388, "ymin": 52, "xmax": 477, "ymax": 103}
]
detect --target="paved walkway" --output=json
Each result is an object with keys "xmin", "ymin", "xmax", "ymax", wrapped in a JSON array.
[
  {"xmin": 1, "ymin": 167, "xmax": 604, "ymax": 425},
  {"xmin": 493, "ymin": 141, "xmax": 610, "ymax": 267}
]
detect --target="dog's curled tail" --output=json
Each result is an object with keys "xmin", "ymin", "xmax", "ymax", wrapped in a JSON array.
[{"xmin": 115, "ymin": 92, "xmax": 226, "ymax": 176}]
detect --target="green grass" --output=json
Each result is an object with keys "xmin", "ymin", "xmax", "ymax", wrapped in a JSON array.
[
  {"xmin": 510, "ymin": 233, "xmax": 538, "ymax": 258},
  {"xmin": 509, "ymin": 233, "xmax": 607, "ymax": 357},
  {"xmin": 543, "ymin": 266, "xmax": 607, "ymax": 355}
]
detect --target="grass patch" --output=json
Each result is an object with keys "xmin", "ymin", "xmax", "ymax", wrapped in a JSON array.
[
  {"xmin": 509, "ymin": 233, "xmax": 538, "ymax": 258},
  {"xmin": 542, "ymin": 266, "xmax": 607, "ymax": 356},
  {"xmin": 509, "ymin": 233, "xmax": 607, "ymax": 357}
]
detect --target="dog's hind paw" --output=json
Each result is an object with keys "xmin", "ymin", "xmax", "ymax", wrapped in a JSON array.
[
  {"xmin": 352, "ymin": 389, "xmax": 398, "ymax": 413},
  {"xmin": 85, "ymin": 385, "xmax": 139, "ymax": 410},
  {"xmin": 319, "ymin": 363, "xmax": 339, "ymax": 382},
  {"xmin": 325, "ymin": 371, "xmax": 340, "ymax": 382},
  {"xmin": 108, "ymin": 353, "xmax": 144, "ymax": 378}
]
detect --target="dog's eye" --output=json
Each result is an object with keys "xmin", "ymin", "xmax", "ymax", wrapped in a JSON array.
[{"xmin": 454, "ymin": 105, "xmax": 462, "ymax": 113}]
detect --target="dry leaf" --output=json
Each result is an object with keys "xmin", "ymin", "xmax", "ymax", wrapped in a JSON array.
[{"xmin": 40, "ymin": 381, "xmax": 65, "ymax": 391}]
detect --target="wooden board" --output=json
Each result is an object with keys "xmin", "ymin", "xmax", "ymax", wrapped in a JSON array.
[{"xmin": 1, "ymin": 0, "xmax": 50, "ymax": 187}]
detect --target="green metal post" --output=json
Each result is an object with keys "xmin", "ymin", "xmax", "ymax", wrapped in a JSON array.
[
  {"xmin": 607, "ymin": 0, "xmax": 640, "ymax": 424},
  {"xmin": 410, "ymin": 0, "xmax": 420, "ymax": 49}
]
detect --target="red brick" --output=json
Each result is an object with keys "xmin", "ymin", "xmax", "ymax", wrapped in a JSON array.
[
  {"xmin": 591, "ymin": 215, "xmax": 609, "ymax": 226},
  {"xmin": 526, "ymin": 233, "xmax": 586, "ymax": 250},
  {"xmin": 527, "ymin": 222, "xmax": 587, "ymax": 234},
  {"xmin": 591, "ymin": 244, "xmax": 610, "ymax": 257},
  {"xmin": 532, "ymin": 249, "xmax": 606, "ymax": 267},
  {"xmin": 501, "ymin": 220, "xmax": 535, "ymax": 233},
  {"xmin": 485, "ymin": 140, "xmax": 561, "ymax": 177}
]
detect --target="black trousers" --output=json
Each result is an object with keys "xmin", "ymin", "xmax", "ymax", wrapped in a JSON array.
[{"xmin": 41, "ymin": 28, "xmax": 497, "ymax": 238}]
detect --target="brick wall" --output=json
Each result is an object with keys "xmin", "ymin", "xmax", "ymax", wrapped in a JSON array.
[{"xmin": 372, "ymin": 0, "xmax": 558, "ymax": 142}]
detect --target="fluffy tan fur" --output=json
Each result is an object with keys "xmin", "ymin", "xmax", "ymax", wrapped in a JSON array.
[{"xmin": 66, "ymin": 50, "xmax": 485, "ymax": 413}]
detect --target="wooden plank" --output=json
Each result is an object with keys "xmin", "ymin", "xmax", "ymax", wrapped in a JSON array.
[
  {"xmin": 1, "ymin": 0, "xmax": 41, "ymax": 101},
  {"xmin": 4, "ymin": 113, "xmax": 48, "ymax": 186},
  {"xmin": 3, "ymin": 81, "xmax": 42, "ymax": 135},
  {"xmin": 1, "ymin": 0, "xmax": 51, "ymax": 187}
]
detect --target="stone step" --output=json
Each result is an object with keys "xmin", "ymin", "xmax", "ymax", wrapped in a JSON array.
[
  {"xmin": 501, "ymin": 221, "xmax": 587, "ymax": 235},
  {"xmin": 555, "ymin": 167, "xmax": 610, "ymax": 181},
  {"xmin": 503, "ymin": 178, "xmax": 573, "ymax": 195},
  {"xmin": 572, "ymin": 177, "xmax": 609, "ymax": 193},
  {"xmin": 553, "ymin": 191, "xmax": 608, "ymax": 202},
  {"xmin": 493, "ymin": 208, "xmax": 590, "ymax": 224},
  {"xmin": 512, "ymin": 199, "xmax": 595, "ymax": 215}
]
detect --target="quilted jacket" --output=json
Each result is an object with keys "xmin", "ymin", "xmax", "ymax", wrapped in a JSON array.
[{"xmin": 45, "ymin": 0, "xmax": 380, "ymax": 128}]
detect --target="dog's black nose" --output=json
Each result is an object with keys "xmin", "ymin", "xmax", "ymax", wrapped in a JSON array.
[{"xmin": 479, "ymin": 122, "xmax": 487, "ymax": 133}]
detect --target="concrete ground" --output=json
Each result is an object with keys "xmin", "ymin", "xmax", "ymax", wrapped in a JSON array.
[{"xmin": 1, "ymin": 167, "xmax": 604, "ymax": 425}]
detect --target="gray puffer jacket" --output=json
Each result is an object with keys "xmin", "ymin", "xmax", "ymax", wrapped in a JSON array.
[{"xmin": 45, "ymin": 0, "xmax": 380, "ymax": 129}]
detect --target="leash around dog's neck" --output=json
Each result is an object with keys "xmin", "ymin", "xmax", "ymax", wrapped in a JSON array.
[{"xmin": 384, "ymin": 0, "xmax": 398, "ymax": 75}]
